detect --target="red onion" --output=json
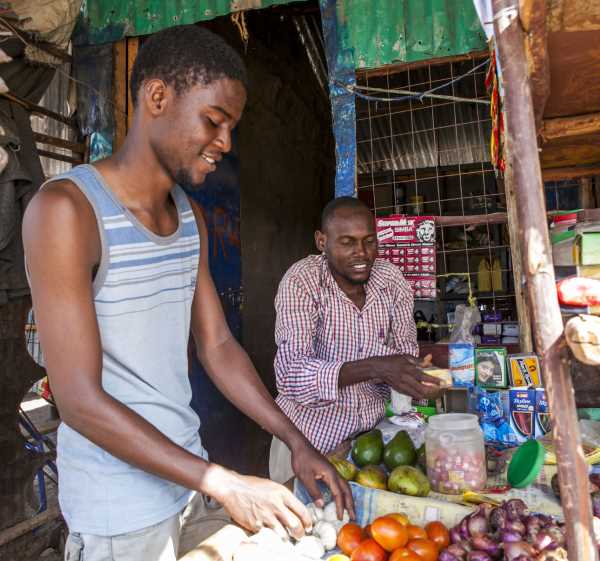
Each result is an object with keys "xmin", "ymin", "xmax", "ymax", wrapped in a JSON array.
[
  {"xmin": 504, "ymin": 499, "xmax": 528, "ymax": 521},
  {"xmin": 501, "ymin": 529, "xmax": 523, "ymax": 543},
  {"xmin": 460, "ymin": 517, "xmax": 470, "ymax": 538},
  {"xmin": 533, "ymin": 531, "xmax": 555, "ymax": 552},
  {"xmin": 476, "ymin": 503, "xmax": 494, "ymax": 520},
  {"xmin": 467, "ymin": 513, "xmax": 489, "ymax": 537},
  {"xmin": 505, "ymin": 519, "xmax": 526, "ymax": 535},
  {"xmin": 446, "ymin": 543, "xmax": 469, "ymax": 559},
  {"xmin": 450, "ymin": 526, "xmax": 463, "ymax": 544},
  {"xmin": 490, "ymin": 507, "xmax": 507, "ymax": 530},
  {"xmin": 512, "ymin": 556, "xmax": 534, "ymax": 561},
  {"xmin": 470, "ymin": 535, "xmax": 501, "ymax": 558},
  {"xmin": 466, "ymin": 552, "xmax": 492, "ymax": 561},
  {"xmin": 439, "ymin": 552, "xmax": 460, "ymax": 561},
  {"xmin": 503, "ymin": 541, "xmax": 535, "ymax": 561}
]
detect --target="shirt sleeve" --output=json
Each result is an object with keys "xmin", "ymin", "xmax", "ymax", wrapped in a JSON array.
[{"xmin": 274, "ymin": 274, "xmax": 344, "ymax": 407}]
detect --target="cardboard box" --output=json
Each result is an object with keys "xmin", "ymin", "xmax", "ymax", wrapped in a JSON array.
[
  {"xmin": 508, "ymin": 354, "xmax": 542, "ymax": 387},
  {"xmin": 509, "ymin": 388, "xmax": 536, "ymax": 443},
  {"xmin": 535, "ymin": 388, "xmax": 551, "ymax": 439},
  {"xmin": 475, "ymin": 347, "xmax": 508, "ymax": 388},
  {"xmin": 449, "ymin": 343, "xmax": 475, "ymax": 387},
  {"xmin": 552, "ymin": 231, "xmax": 600, "ymax": 266}
]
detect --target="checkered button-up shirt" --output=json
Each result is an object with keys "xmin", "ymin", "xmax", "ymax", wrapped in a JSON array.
[{"xmin": 274, "ymin": 254, "xmax": 418, "ymax": 453}]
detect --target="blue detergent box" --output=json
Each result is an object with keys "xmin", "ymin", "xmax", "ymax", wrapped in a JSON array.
[
  {"xmin": 449, "ymin": 343, "xmax": 475, "ymax": 387},
  {"xmin": 535, "ymin": 388, "xmax": 551, "ymax": 439},
  {"xmin": 509, "ymin": 388, "xmax": 537, "ymax": 443}
]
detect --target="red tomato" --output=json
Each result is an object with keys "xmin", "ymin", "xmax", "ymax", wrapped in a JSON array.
[
  {"xmin": 406, "ymin": 525, "xmax": 428, "ymax": 541},
  {"xmin": 386, "ymin": 513, "xmax": 410, "ymax": 527},
  {"xmin": 371, "ymin": 516, "xmax": 408, "ymax": 552},
  {"xmin": 424, "ymin": 521, "xmax": 450, "ymax": 549},
  {"xmin": 350, "ymin": 538, "xmax": 388, "ymax": 561},
  {"xmin": 407, "ymin": 538, "xmax": 438, "ymax": 561},
  {"xmin": 389, "ymin": 549, "xmax": 422, "ymax": 561},
  {"xmin": 337, "ymin": 523, "xmax": 365, "ymax": 556}
]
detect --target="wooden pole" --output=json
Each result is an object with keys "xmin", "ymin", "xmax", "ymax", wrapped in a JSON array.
[
  {"xmin": 542, "ymin": 165, "xmax": 600, "ymax": 182},
  {"xmin": 112, "ymin": 39, "xmax": 127, "ymax": 151},
  {"xmin": 501, "ymin": 174, "xmax": 533, "ymax": 352},
  {"xmin": 126, "ymin": 38, "xmax": 139, "ymax": 133},
  {"xmin": 0, "ymin": 506, "xmax": 61, "ymax": 547},
  {"xmin": 492, "ymin": 2, "xmax": 598, "ymax": 560}
]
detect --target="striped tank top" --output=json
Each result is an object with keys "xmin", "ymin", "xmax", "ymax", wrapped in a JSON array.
[{"xmin": 47, "ymin": 165, "xmax": 206, "ymax": 536}]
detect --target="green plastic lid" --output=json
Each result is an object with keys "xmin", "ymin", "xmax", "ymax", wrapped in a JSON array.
[{"xmin": 507, "ymin": 439, "xmax": 546, "ymax": 488}]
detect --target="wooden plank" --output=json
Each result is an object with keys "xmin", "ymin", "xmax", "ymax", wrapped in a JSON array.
[
  {"xmin": 0, "ymin": 506, "xmax": 61, "ymax": 547},
  {"xmin": 542, "ymin": 165, "xmax": 600, "ymax": 181},
  {"xmin": 580, "ymin": 177, "xmax": 596, "ymax": 208},
  {"xmin": 492, "ymin": 2, "xmax": 598, "ymax": 560},
  {"xmin": 37, "ymin": 149, "xmax": 83, "ymax": 166},
  {"xmin": 519, "ymin": 0, "xmax": 550, "ymax": 129},
  {"xmin": 112, "ymin": 39, "xmax": 127, "ymax": 152},
  {"xmin": 0, "ymin": 92, "xmax": 76, "ymax": 129},
  {"xmin": 541, "ymin": 112, "xmax": 600, "ymax": 141},
  {"xmin": 33, "ymin": 133, "xmax": 85, "ymax": 154},
  {"xmin": 126, "ymin": 37, "xmax": 139, "ymax": 133},
  {"xmin": 356, "ymin": 50, "xmax": 489, "ymax": 80},
  {"xmin": 434, "ymin": 212, "xmax": 507, "ymax": 227}
]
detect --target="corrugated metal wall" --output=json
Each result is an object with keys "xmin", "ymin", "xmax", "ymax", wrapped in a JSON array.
[
  {"xmin": 75, "ymin": 0, "xmax": 487, "ymax": 71},
  {"xmin": 342, "ymin": 0, "xmax": 487, "ymax": 69}
]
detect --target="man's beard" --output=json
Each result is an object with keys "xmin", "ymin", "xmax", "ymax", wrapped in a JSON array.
[{"xmin": 174, "ymin": 168, "xmax": 205, "ymax": 191}]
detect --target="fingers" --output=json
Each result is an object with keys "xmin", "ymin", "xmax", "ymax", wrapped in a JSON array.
[
  {"xmin": 299, "ymin": 472, "xmax": 325, "ymax": 510},
  {"xmin": 282, "ymin": 490, "xmax": 313, "ymax": 533},
  {"xmin": 274, "ymin": 503, "xmax": 306, "ymax": 540},
  {"xmin": 417, "ymin": 370, "xmax": 442, "ymax": 387},
  {"xmin": 419, "ymin": 353, "xmax": 433, "ymax": 368}
]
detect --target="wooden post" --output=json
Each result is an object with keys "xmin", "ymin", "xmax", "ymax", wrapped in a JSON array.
[
  {"xmin": 492, "ymin": 2, "xmax": 598, "ymax": 560},
  {"xmin": 112, "ymin": 39, "xmax": 127, "ymax": 151},
  {"xmin": 126, "ymin": 38, "xmax": 139, "ymax": 133},
  {"xmin": 502, "ymin": 175, "xmax": 533, "ymax": 352}
]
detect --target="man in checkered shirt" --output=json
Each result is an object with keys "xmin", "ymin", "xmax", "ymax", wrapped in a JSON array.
[{"xmin": 270, "ymin": 197, "xmax": 441, "ymax": 482}]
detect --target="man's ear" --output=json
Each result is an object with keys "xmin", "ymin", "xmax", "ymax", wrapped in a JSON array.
[
  {"xmin": 314, "ymin": 230, "xmax": 326, "ymax": 253},
  {"xmin": 142, "ymin": 79, "xmax": 170, "ymax": 116}
]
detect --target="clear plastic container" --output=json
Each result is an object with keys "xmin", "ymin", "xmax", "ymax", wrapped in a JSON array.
[{"xmin": 425, "ymin": 413, "xmax": 486, "ymax": 494}]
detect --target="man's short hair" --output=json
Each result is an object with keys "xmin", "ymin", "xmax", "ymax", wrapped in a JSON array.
[
  {"xmin": 320, "ymin": 196, "xmax": 372, "ymax": 231},
  {"xmin": 130, "ymin": 25, "xmax": 248, "ymax": 106}
]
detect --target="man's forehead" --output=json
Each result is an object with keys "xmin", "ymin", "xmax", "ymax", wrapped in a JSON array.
[{"xmin": 327, "ymin": 207, "xmax": 375, "ymax": 233}]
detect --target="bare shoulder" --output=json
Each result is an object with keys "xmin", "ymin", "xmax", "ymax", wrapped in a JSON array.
[{"xmin": 23, "ymin": 178, "xmax": 99, "ymax": 265}]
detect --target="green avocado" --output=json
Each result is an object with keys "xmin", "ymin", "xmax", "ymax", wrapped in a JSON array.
[
  {"xmin": 387, "ymin": 465, "xmax": 431, "ymax": 497},
  {"xmin": 330, "ymin": 458, "xmax": 358, "ymax": 481},
  {"xmin": 383, "ymin": 430, "xmax": 416, "ymax": 471},
  {"xmin": 356, "ymin": 465, "xmax": 387, "ymax": 490},
  {"xmin": 351, "ymin": 429, "xmax": 384, "ymax": 467},
  {"xmin": 416, "ymin": 443, "xmax": 427, "ymax": 471}
]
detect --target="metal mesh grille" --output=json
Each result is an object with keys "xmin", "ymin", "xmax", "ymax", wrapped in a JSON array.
[{"xmin": 356, "ymin": 56, "xmax": 515, "ymax": 338}]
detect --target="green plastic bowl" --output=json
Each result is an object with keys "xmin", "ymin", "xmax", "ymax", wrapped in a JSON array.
[{"xmin": 507, "ymin": 439, "xmax": 546, "ymax": 488}]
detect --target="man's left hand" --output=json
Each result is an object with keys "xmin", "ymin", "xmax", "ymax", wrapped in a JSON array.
[{"xmin": 290, "ymin": 442, "xmax": 355, "ymax": 520}]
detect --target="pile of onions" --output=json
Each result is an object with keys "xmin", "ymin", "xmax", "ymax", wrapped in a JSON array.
[{"xmin": 438, "ymin": 499, "xmax": 568, "ymax": 561}]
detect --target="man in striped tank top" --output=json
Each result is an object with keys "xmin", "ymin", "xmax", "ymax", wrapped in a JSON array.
[{"xmin": 23, "ymin": 25, "xmax": 352, "ymax": 561}]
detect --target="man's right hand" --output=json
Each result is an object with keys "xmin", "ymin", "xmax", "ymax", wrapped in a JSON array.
[
  {"xmin": 340, "ymin": 354, "xmax": 442, "ymax": 399},
  {"xmin": 372, "ymin": 354, "xmax": 442, "ymax": 399},
  {"xmin": 205, "ymin": 465, "xmax": 312, "ymax": 540}
]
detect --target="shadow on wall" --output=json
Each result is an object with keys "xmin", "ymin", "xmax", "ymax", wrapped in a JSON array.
[{"xmin": 195, "ymin": 6, "xmax": 335, "ymax": 477}]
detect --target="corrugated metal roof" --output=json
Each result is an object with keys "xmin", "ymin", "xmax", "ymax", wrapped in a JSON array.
[
  {"xmin": 74, "ymin": 0, "xmax": 488, "ymax": 71},
  {"xmin": 341, "ymin": 0, "xmax": 488, "ymax": 69},
  {"xmin": 73, "ymin": 0, "xmax": 303, "ymax": 45}
]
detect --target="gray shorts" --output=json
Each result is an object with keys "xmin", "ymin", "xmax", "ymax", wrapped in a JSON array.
[{"xmin": 64, "ymin": 493, "xmax": 230, "ymax": 561}]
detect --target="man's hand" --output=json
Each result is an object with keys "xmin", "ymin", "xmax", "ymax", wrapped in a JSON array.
[
  {"xmin": 340, "ymin": 353, "xmax": 442, "ymax": 399},
  {"xmin": 375, "ymin": 354, "xmax": 442, "ymax": 399},
  {"xmin": 206, "ymin": 466, "xmax": 312, "ymax": 539},
  {"xmin": 290, "ymin": 441, "xmax": 355, "ymax": 521}
]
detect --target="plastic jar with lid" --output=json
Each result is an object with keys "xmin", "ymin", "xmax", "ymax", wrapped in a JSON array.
[{"xmin": 425, "ymin": 413, "xmax": 486, "ymax": 495}]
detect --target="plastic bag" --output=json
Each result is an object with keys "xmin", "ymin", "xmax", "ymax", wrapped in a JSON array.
[{"xmin": 449, "ymin": 304, "xmax": 481, "ymax": 344}]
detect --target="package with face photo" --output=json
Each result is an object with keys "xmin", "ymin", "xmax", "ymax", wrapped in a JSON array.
[{"xmin": 475, "ymin": 347, "xmax": 508, "ymax": 388}]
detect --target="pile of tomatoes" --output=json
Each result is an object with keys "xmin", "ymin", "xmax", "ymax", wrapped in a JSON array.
[{"xmin": 333, "ymin": 513, "xmax": 449, "ymax": 561}]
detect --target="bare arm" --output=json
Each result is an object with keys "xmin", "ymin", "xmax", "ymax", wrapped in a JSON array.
[{"xmin": 189, "ymin": 201, "xmax": 354, "ymax": 519}]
